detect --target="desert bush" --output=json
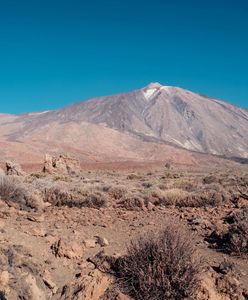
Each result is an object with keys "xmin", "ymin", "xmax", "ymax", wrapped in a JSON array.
[
  {"xmin": 117, "ymin": 193, "xmax": 146, "ymax": 211},
  {"xmin": 53, "ymin": 175, "xmax": 71, "ymax": 182},
  {"xmin": 114, "ymin": 220, "xmax": 202, "ymax": 300},
  {"xmin": 24, "ymin": 190, "xmax": 44, "ymax": 211},
  {"xmin": 202, "ymin": 175, "xmax": 218, "ymax": 184},
  {"xmin": 173, "ymin": 179, "xmax": 196, "ymax": 192},
  {"xmin": 0, "ymin": 176, "xmax": 42, "ymax": 211},
  {"xmin": 207, "ymin": 208, "xmax": 248, "ymax": 256},
  {"xmin": 108, "ymin": 186, "xmax": 127, "ymax": 200},
  {"xmin": 44, "ymin": 184, "xmax": 108, "ymax": 209},
  {"xmin": 126, "ymin": 173, "xmax": 141, "ymax": 180},
  {"xmin": 223, "ymin": 208, "xmax": 248, "ymax": 255},
  {"xmin": 177, "ymin": 183, "xmax": 231, "ymax": 207},
  {"xmin": 164, "ymin": 172, "xmax": 183, "ymax": 179},
  {"xmin": 148, "ymin": 188, "xmax": 189, "ymax": 207},
  {"xmin": 29, "ymin": 172, "xmax": 46, "ymax": 179},
  {"xmin": 0, "ymin": 175, "xmax": 26, "ymax": 205},
  {"xmin": 177, "ymin": 190, "xmax": 223, "ymax": 207},
  {"xmin": 44, "ymin": 185, "xmax": 73, "ymax": 206},
  {"xmin": 158, "ymin": 183, "xmax": 168, "ymax": 190},
  {"xmin": 81, "ymin": 192, "xmax": 108, "ymax": 209}
]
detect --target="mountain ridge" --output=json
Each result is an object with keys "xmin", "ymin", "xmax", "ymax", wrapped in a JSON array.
[{"xmin": 0, "ymin": 83, "xmax": 247, "ymax": 165}]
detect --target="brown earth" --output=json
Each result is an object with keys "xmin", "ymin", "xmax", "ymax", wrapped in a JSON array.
[{"xmin": 0, "ymin": 164, "xmax": 248, "ymax": 299}]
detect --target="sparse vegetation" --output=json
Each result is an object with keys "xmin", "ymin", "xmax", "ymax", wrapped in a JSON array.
[
  {"xmin": 219, "ymin": 208, "xmax": 248, "ymax": 255},
  {"xmin": 0, "ymin": 176, "xmax": 25, "ymax": 203},
  {"xmin": 117, "ymin": 193, "xmax": 146, "ymax": 210},
  {"xmin": 81, "ymin": 192, "xmax": 108, "ymax": 209},
  {"xmin": 0, "ymin": 175, "xmax": 43, "ymax": 210},
  {"xmin": 114, "ymin": 220, "xmax": 202, "ymax": 300}
]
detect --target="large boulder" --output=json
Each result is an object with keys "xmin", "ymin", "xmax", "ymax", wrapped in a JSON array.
[
  {"xmin": 6, "ymin": 161, "xmax": 25, "ymax": 176},
  {"xmin": 43, "ymin": 154, "xmax": 80, "ymax": 175}
]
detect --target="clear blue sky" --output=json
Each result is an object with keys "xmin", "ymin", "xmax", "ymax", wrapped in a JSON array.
[{"xmin": 0, "ymin": 0, "xmax": 247, "ymax": 114}]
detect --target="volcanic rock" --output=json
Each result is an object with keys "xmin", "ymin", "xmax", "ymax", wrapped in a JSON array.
[{"xmin": 43, "ymin": 154, "xmax": 80, "ymax": 175}]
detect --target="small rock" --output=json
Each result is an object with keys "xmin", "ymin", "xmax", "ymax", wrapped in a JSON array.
[
  {"xmin": 27, "ymin": 227, "xmax": 46, "ymax": 237},
  {"xmin": 95, "ymin": 236, "xmax": 109, "ymax": 247},
  {"xmin": 0, "ymin": 271, "xmax": 10, "ymax": 286},
  {"xmin": 188, "ymin": 217, "xmax": 204, "ymax": 225},
  {"xmin": 43, "ymin": 271, "xmax": 57, "ymax": 293},
  {"xmin": 83, "ymin": 239, "xmax": 97, "ymax": 248},
  {"xmin": 147, "ymin": 202, "xmax": 155, "ymax": 211},
  {"xmin": 27, "ymin": 214, "xmax": 45, "ymax": 223},
  {"xmin": 51, "ymin": 239, "xmax": 84, "ymax": 259}
]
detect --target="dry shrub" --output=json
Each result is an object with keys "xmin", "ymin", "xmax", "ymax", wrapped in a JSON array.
[
  {"xmin": 126, "ymin": 174, "xmax": 141, "ymax": 180},
  {"xmin": 82, "ymin": 192, "xmax": 108, "ymax": 209},
  {"xmin": 0, "ymin": 176, "xmax": 42, "ymax": 211},
  {"xmin": 173, "ymin": 179, "xmax": 196, "ymax": 192},
  {"xmin": 148, "ymin": 188, "xmax": 189, "ymax": 206},
  {"xmin": 29, "ymin": 172, "xmax": 46, "ymax": 179},
  {"xmin": 114, "ymin": 220, "xmax": 202, "ymax": 300},
  {"xmin": 222, "ymin": 208, "xmax": 248, "ymax": 255},
  {"xmin": 45, "ymin": 185, "xmax": 108, "ymax": 209},
  {"xmin": 177, "ymin": 184, "xmax": 230, "ymax": 208},
  {"xmin": 23, "ymin": 191, "xmax": 44, "ymax": 211},
  {"xmin": 142, "ymin": 181, "xmax": 153, "ymax": 188},
  {"xmin": 44, "ymin": 185, "xmax": 73, "ymax": 206},
  {"xmin": 158, "ymin": 183, "xmax": 168, "ymax": 190},
  {"xmin": 164, "ymin": 171, "xmax": 183, "ymax": 179},
  {"xmin": 202, "ymin": 175, "xmax": 218, "ymax": 184},
  {"xmin": 117, "ymin": 193, "xmax": 146, "ymax": 211},
  {"xmin": 0, "ymin": 176, "xmax": 25, "ymax": 202},
  {"xmin": 108, "ymin": 185, "xmax": 127, "ymax": 200}
]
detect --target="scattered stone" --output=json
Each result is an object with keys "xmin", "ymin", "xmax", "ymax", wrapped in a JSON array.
[
  {"xmin": 57, "ymin": 269, "xmax": 113, "ymax": 300},
  {"xmin": 83, "ymin": 238, "xmax": 97, "ymax": 248},
  {"xmin": 27, "ymin": 227, "xmax": 46, "ymax": 237},
  {"xmin": 0, "ymin": 271, "xmax": 10, "ymax": 286},
  {"xmin": 43, "ymin": 270, "xmax": 57, "ymax": 293},
  {"xmin": 5, "ymin": 161, "xmax": 25, "ymax": 176},
  {"xmin": 24, "ymin": 273, "xmax": 47, "ymax": 300},
  {"xmin": 95, "ymin": 236, "xmax": 109, "ymax": 247},
  {"xmin": 27, "ymin": 214, "xmax": 45, "ymax": 223},
  {"xmin": 147, "ymin": 202, "xmax": 155, "ymax": 211},
  {"xmin": 51, "ymin": 239, "xmax": 84, "ymax": 259},
  {"xmin": 188, "ymin": 217, "xmax": 204, "ymax": 225}
]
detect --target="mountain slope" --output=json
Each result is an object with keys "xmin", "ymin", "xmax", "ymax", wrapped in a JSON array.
[{"xmin": 0, "ymin": 83, "xmax": 247, "ymax": 165}]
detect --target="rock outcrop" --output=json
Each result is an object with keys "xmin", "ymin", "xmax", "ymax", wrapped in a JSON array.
[
  {"xmin": 6, "ymin": 161, "xmax": 25, "ymax": 176},
  {"xmin": 43, "ymin": 154, "xmax": 80, "ymax": 175},
  {"xmin": 56, "ymin": 269, "xmax": 113, "ymax": 300}
]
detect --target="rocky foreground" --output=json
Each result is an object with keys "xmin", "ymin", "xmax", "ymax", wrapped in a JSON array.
[{"xmin": 0, "ymin": 160, "xmax": 248, "ymax": 299}]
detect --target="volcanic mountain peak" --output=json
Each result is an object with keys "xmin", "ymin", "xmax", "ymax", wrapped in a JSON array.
[
  {"xmin": 142, "ymin": 82, "xmax": 170, "ymax": 100},
  {"xmin": 145, "ymin": 82, "xmax": 163, "ymax": 89},
  {"xmin": 0, "ymin": 83, "xmax": 247, "ymax": 165}
]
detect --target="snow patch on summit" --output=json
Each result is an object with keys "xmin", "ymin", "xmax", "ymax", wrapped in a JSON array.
[{"xmin": 143, "ymin": 88, "xmax": 157, "ymax": 100}]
